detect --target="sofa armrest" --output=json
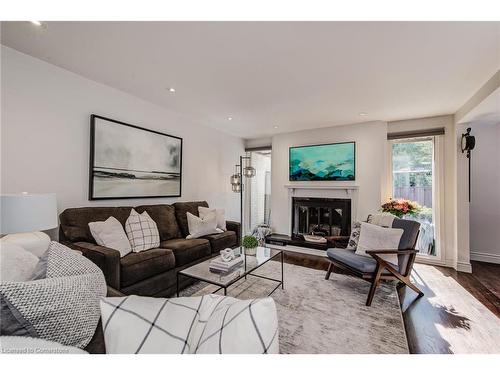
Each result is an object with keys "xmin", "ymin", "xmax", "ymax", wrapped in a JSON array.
[
  {"xmin": 68, "ymin": 241, "xmax": 121, "ymax": 290},
  {"xmin": 226, "ymin": 221, "xmax": 241, "ymax": 247}
]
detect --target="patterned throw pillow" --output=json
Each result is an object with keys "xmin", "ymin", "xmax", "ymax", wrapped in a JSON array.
[
  {"xmin": 100, "ymin": 294, "xmax": 279, "ymax": 354},
  {"xmin": 125, "ymin": 209, "xmax": 160, "ymax": 252},
  {"xmin": 346, "ymin": 221, "xmax": 362, "ymax": 250}
]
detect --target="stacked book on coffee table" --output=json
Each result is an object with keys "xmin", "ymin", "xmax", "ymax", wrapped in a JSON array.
[{"xmin": 209, "ymin": 255, "xmax": 244, "ymax": 274}]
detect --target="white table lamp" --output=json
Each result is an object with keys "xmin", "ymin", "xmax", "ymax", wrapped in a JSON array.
[{"xmin": 1, "ymin": 193, "xmax": 58, "ymax": 257}]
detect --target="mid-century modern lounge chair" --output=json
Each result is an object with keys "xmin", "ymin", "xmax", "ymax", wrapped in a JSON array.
[{"xmin": 325, "ymin": 217, "xmax": 424, "ymax": 306}]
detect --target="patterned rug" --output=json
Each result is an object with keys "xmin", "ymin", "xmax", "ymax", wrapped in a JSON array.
[{"xmin": 182, "ymin": 261, "xmax": 409, "ymax": 354}]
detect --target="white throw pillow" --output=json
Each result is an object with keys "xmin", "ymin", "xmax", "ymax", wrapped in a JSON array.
[
  {"xmin": 186, "ymin": 212, "xmax": 223, "ymax": 239},
  {"xmin": 125, "ymin": 209, "xmax": 160, "ymax": 252},
  {"xmin": 89, "ymin": 216, "xmax": 131, "ymax": 258},
  {"xmin": 198, "ymin": 206, "xmax": 227, "ymax": 231},
  {"xmin": 356, "ymin": 222, "xmax": 403, "ymax": 266},
  {"xmin": 367, "ymin": 212, "xmax": 397, "ymax": 228},
  {"xmin": 100, "ymin": 294, "xmax": 279, "ymax": 354},
  {"xmin": 0, "ymin": 241, "xmax": 39, "ymax": 282}
]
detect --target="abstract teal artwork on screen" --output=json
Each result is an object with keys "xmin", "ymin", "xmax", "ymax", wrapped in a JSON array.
[{"xmin": 289, "ymin": 142, "xmax": 355, "ymax": 181}]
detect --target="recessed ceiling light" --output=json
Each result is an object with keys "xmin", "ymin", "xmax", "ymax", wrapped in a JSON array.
[
  {"xmin": 273, "ymin": 125, "xmax": 279, "ymax": 129},
  {"xmin": 168, "ymin": 87, "xmax": 176, "ymax": 93},
  {"xmin": 227, "ymin": 117, "xmax": 233, "ymax": 121},
  {"xmin": 359, "ymin": 112, "xmax": 368, "ymax": 116},
  {"xmin": 30, "ymin": 21, "xmax": 42, "ymax": 26}
]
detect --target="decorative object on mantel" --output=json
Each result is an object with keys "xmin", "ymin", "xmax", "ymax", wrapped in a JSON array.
[
  {"xmin": 229, "ymin": 154, "xmax": 256, "ymax": 238},
  {"xmin": 242, "ymin": 235, "xmax": 259, "ymax": 256},
  {"xmin": 381, "ymin": 198, "xmax": 421, "ymax": 218},
  {"xmin": 1, "ymin": 192, "xmax": 58, "ymax": 257},
  {"xmin": 89, "ymin": 114, "xmax": 182, "ymax": 200},
  {"xmin": 289, "ymin": 142, "xmax": 355, "ymax": 181}
]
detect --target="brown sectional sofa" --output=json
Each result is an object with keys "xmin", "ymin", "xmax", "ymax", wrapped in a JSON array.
[{"xmin": 59, "ymin": 201, "xmax": 241, "ymax": 297}]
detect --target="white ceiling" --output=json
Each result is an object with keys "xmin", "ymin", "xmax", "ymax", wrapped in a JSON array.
[{"xmin": 2, "ymin": 21, "xmax": 499, "ymax": 139}]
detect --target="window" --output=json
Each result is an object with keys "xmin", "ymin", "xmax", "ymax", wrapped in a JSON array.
[{"xmin": 391, "ymin": 138, "xmax": 439, "ymax": 257}]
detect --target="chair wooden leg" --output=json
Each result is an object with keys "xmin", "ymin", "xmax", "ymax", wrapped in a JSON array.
[
  {"xmin": 325, "ymin": 262, "xmax": 334, "ymax": 280},
  {"xmin": 403, "ymin": 277, "xmax": 424, "ymax": 297},
  {"xmin": 366, "ymin": 264, "xmax": 384, "ymax": 306},
  {"xmin": 385, "ymin": 268, "xmax": 424, "ymax": 298}
]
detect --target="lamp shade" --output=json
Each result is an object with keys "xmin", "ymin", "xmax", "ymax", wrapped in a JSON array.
[
  {"xmin": 231, "ymin": 183, "xmax": 242, "ymax": 193},
  {"xmin": 1, "ymin": 193, "xmax": 58, "ymax": 234},
  {"xmin": 230, "ymin": 174, "xmax": 241, "ymax": 185},
  {"xmin": 243, "ymin": 166, "xmax": 256, "ymax": 178}
]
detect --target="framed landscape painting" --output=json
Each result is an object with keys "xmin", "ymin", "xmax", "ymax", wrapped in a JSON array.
[
  {"xmin": 289, "ymin": 142, "xmax": 355, "ymax": 181},
  {"xmin": 89, "ymin": 115, "xmax": 182, "ymax": 199}
]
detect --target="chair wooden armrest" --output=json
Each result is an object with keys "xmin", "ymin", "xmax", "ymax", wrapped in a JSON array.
[{"xmin": 365, "ymin": 249, "xmax": 418, "ymax": 255}]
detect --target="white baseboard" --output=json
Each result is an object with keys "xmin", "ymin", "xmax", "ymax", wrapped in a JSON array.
[
  {"xmin": 470, "ymin": 251, "xmax": 500, "ymax": 265},
  {"xmin": 456, "ymin": 261, "xmax": 472, "ymax": 273}
]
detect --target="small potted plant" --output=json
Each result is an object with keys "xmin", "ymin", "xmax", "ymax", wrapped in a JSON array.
[{"xmin": 242, "ymin": 235, "xmax": 259, "ymax": 256}]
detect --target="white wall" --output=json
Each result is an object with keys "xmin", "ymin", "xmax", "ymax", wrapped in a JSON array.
[
  {"xmin": 270, "ymin": 121, "xmax": 388, "ymax": 234},
  {"xmin": 1, "ymin": 46, "xmax": 244, "ymax": 225},
  {"xmin": 470, "ymin": 123, "xmax": 500, "ymax": 264}
]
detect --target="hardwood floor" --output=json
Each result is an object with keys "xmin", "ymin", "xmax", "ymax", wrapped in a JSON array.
[
  {"xmin": 282, "ymin": 251, "xmax": 500, "ymax": 354},
  {"xmin": 399, "ymin": 261, "xmax": 500, "ymax": 354}
]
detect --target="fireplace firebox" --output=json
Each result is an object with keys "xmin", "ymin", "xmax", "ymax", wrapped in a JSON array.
[{"xmin": 292, "ymin": 197, "xmax": 351, "ymax": 238}]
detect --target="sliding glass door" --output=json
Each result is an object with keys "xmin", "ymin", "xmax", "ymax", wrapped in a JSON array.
[{"xmin": 391, "ymin": 137, "xmax": 439, "ymax": 257}]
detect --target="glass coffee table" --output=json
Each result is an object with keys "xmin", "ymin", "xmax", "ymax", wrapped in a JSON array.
[{"xmin": 176, "ymin": 246, "xmax": 283, "ymax": 297}]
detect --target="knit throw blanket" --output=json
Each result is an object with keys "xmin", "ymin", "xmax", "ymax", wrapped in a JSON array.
[{"xmin": 0, "ymin": 242, "xmax": 106, "ymax": 348}]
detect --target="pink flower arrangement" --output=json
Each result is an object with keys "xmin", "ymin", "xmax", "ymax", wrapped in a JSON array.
[{"xmin": 381, "ymin": 198, "xmax": 421, "ymax": 218}]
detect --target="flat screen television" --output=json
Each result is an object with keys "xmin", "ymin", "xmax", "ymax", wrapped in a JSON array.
[{"xmin": 289, "ymin": 142, "xmax": 355, "ymax": 181}]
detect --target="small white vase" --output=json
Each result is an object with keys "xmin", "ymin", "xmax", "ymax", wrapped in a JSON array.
[{"xmin": 245, "ymin": 247, "xmax": 257, "ymax": 256}]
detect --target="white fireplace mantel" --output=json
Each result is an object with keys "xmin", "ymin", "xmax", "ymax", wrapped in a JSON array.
[{"xmin": 284, "ymin": 184, "xmax": 359, "ymax": 196}]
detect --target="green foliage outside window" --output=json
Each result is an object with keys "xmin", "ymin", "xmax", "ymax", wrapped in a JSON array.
[{"xmin": 392, "ymin": 141, "xmax": 432, "ymax": 188}]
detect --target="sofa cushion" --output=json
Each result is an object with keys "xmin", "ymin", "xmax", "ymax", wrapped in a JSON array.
[
  {"xmin": 326, "ymin": 248, "xmax": 398, "ymax": 274},
  {"xmin": 135, "ymin": 204, "xmax": 181, "ymax": 241},
  {"xmin": 201, "ymin": 231, "xmax": 238, "ymax": 253},
  {"xmin": 120, "ymin": 248, "xmax": 175, "ymax": 287},
  {"xmin": 160, "ymin": 238, "xmax": 211, "ymax": 267},
  {"xmin": 173, "ymin": 201, "xmax": 209, "ymax": 238},
  {"xmin": 59, "ymin": 207, "xmax": 133, "ymax": 243}
]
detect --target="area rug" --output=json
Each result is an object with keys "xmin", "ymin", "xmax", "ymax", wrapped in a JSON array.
[{"xmin": 183, "ymin": 261, "xmax": 409, "ymax": 354}]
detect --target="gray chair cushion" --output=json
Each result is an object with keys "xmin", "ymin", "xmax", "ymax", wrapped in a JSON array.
[{"xmin": 326, "ymin": 248, "xmax": 398, "ymax": 274}]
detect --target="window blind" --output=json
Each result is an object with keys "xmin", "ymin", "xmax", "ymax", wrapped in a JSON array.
[{"xmin": 387, "ymin": 127, "xmax": 445, "ymax": 140}]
